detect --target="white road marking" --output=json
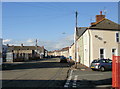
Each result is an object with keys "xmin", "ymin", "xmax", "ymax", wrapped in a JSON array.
[
  {"xmin": 70, "ymin": 70, "xmax": 73, "ymax": 76},
  {"xmin": 72, "ymin": 86, "xmax": 76, "ymax": 88},
  {"xmin": 72, "ymin": 75, "xmax": 78, "ymax": 88},
  {"xmin": 64, "ymin": 85, "xmax": 68, "ymax": 87},
  {"xmin": 73, "ymin": 83, "xmax": 76, "ymax": 85},
  {"xmin": 64, "ymin": 70, "xmax": 73, "ymax": 87},
  {"xmin": 68, "ymin": 76, "xmax": 72, "ymax": 80},
  {"xmin": 78, "ymin": 74, "xmax": 103, "ymax": 76}
]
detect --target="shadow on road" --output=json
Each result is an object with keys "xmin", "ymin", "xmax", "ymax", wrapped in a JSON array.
[
  {"xmin": 2, "ymin": 78, "xmax": 112, "ymax": 89},
  {"xmin": 2, "ymin": 62, "xmax": 71, "ymax": 70}
]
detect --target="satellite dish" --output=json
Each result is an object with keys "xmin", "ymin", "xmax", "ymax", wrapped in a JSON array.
[{"xmin": 103, "ymin": 7, "xmax": 107, "ymax": 15}]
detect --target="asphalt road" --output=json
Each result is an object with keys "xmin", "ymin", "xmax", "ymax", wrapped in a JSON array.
[
  {"xmin": 2, "ymin": 58, "xmax": 112, "ymax": 89},
  {"xmin": 64, "ymin": 67, "xmax": 112, "ymax": 89},
  {"xmin": 2, "ymin": 58, "xmax": 70, "ymax": 88}
]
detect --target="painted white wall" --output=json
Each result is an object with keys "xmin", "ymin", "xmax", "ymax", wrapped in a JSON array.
[
  {"xmin": 83, "ymin": 30, "xmax": 90, "ymax": 67},
  {"xmin": 69, "ymin": 44, "xmax": 75, "ymax": 61},
  {"xmin": 90, "ymin": 30, "xmax": 119, "ymax": 61},
  {"xmin": 81, "ymin": 29, "xmax": 120, "ymax": 67}
]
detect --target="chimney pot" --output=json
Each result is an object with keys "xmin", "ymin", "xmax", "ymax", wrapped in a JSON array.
[
  {"xmin": 100, "ymin": 11, "xmax": 102, "ymax": 15},
  {"xmin": 21, "ymin": 44, "xmax": 23, "ymax": 47}
]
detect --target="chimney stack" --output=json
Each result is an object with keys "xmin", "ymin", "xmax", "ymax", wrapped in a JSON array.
[
  {"xmin": 21, "ymin": 44, "xmax": 23, "ymax": 47},
  {"xmin": 96, "ymin": 11, "xmax": 105, "ymax": 22}
]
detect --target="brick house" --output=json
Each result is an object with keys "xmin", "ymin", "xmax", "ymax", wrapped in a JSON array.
[{"xmin": 6, "ymin": 44, "xmax": 45, "ymax": 62}]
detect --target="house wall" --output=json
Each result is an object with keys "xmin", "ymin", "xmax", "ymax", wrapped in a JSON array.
[
  {"xmin": 79, "ymin": 29, "xmax": 119, "ymax": 67},
  {"xmin": 77, "ymin": 36, "xmax": 84, "ymax": 64},
  {"xmin": 69, "ymin": 44, "xmax": 75, "ymax": 61},
  {"xmin": 14, "ymin": 50, "xmax": 33, "ymax": 54},
  {"xmin": 6, "ymin": 52, "xmax": 13, "ymax": 62},
  {"xmin": 83, "ymin": 30, "xmax": 90, "ymax": 67},
  {"xmin": 90, "ymin": 30, "xmax": 119, "ymax": 61},
  {"xmin": 61, "ymin": 50, "xmax": 69, "ymax": 58}
]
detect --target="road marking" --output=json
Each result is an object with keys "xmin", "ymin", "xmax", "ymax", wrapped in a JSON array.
[
  {"xmin": 72, "ymin": 75, "xmax": 78, "ymax": 88},
  {"xmin": 64, "ymin": 85, "xmax": 68, "ymax": 87},
  {"xmin": 70, "ymin": 70, "xmax": 73, "ymax": 76},
  {"xmin": 64, "ymin": 70, "xmax": 73, "ymax": 88},
  {"xmin": 77, "ymin": 74, "xmax": 103, "ymax": 77},
  {"xmin": 72, "ymin": 86, "xmax": 76, "ymax": 88}
]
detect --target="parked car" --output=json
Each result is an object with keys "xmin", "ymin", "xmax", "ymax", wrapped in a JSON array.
[
  {"xmin": 90, "ymin": 59, "xmax": 112, "ymax": 71},
  {"xmin": 60, "ymin": 56, "xmax": 67, "ymax": 63}
]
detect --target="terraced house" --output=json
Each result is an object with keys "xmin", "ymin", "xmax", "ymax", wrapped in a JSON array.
[
  {"xmin": 74, "ymin": 11, "xmax": 120, "ymax": 67},
  {"xmin": 6, "ymin": 44, "xmax": 45, "ymax": 62}
]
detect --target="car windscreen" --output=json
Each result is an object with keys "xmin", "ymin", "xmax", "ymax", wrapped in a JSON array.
[
  {"xmin": 101, "ymin": 59, "xmax": 112, "ymax": 63},
  {"xmin": 92, "ymin": 60, "xmax": 99, "ymax": 63}
]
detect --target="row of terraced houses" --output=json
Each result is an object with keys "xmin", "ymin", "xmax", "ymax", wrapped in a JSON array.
[
  {"xmin": 48, "ymin": 11, "xmax": 120, "ymax": 67},
  {"xmin": 2, "ymin": 43, "xmax": 48, "ymax": 62}
]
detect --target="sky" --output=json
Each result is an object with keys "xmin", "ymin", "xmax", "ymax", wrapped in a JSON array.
[{"xmin": 2, "ymin": 2, "xmax": 118, "ymax": 51}]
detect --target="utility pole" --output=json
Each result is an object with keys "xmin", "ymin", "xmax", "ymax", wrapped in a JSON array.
[
  {"xmin": 75, "ymin": 11, "xmax": 78, "ymax": 68},
  {"xmin": 76, "ymin": 11, "xmax": 78, "ymax": 28},
  {"xmin": 35, "ymin": 39, "xmax": 38, "ymax": 47},
  {"xmin": 35, "ymin": 39, "xmax": 38, "ymax": 58}
]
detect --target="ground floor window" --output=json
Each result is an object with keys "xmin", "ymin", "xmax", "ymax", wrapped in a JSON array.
[
  {"xmin": 100, "ymin": 49, "xmax": 104, "ymax": 59},
  {"xmin": 112, "ymin": 49, "xmax": 116, "ymax": 56}
]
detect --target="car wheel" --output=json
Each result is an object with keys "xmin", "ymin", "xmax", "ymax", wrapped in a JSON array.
[{"xmin": 100, "ymin": 67, "xmax": 105, "ymax": 72}]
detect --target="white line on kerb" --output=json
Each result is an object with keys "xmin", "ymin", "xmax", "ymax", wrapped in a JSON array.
[{"xmin": 64, "ymin": 70, "xmax": 73, "ymax": 88}]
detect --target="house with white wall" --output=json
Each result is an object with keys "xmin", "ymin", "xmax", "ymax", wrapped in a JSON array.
[
  {"xmin": 0, "ymin": 38, "xmax": 2, "ymax": 64},
  {"xmin": 75, "ymin": 11, "xmax": 120, "ymax": 67},
  {"xmin": 69, "ymin": 43, "xmax": 75, "ymax": 61}
]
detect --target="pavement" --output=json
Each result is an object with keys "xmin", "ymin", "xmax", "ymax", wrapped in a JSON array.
[{"xmin": 64, "ymin": 63, "xmax": 112, "ymax": 89}]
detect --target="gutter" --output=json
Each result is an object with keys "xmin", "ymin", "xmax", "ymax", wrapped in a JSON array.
[{"xmin": 88, "ymin": 29, "xmax": 91, "ymax": 67}]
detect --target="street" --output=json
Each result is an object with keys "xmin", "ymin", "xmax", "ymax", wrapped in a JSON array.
[
  {"xmin": 2, "ymin": 58, "xmax": 112, "ymax": 89},
  {"xmin": 64, "ymin": 65, "xmax": 112, "ymax": 88},
  {"xmin": 2, "ymin": 58, "xmax": 70, "ymax": 88}
]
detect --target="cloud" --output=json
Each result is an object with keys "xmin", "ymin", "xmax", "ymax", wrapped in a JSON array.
[
  {"xmin": 27, "ymin": 39, "xmax": 34, "ymax": 43},
  {"xmin": 50, "ymin": 34, "xmax": 74, "ymax": 50},
  {"xmin": 3, "ymin": 39, "xmax": 11, "ymax": 43},
  {"xmin": 3, "ymin": 35, "xmax": 74, "ymax": 51}
]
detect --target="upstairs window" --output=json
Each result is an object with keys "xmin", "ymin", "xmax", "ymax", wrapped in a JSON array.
[{"xmin": 116, "ymin": 33, "xmax": 120, "ymax": 42}]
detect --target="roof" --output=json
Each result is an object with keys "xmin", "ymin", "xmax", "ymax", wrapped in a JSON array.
[
  {"xmin": 76, "ymin": 27, "xmax": 87, "ymax": 40},
  {"xmin": 7, "ymin": 46, "xmax": 44, "ymax": 52},
  {"xmin": 61, "ymin": 47, "xmax": 69, "ymax": 51},
  {"xmin": 89, "ymin": 18, "xmax": 120, "ymax": 30}
]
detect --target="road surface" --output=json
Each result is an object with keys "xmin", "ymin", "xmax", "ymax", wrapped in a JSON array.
[{"xmin": 2, "ymin": 58, "xmax": 70, "ymax": 88}]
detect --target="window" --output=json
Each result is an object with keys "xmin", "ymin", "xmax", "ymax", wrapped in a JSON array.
[
  {"xmin": 100, "ymin": 49, "xmax": 104, "ymax": 59},
  {"xmin": 112, "ymin": 49, "xmax": 116, "ymax": 56},
  {"xmin": 101, "ymin": 60, "xmax": 106, "ymax": 63},
  {"xmin": 116, "ymin": 33, "xmax": 120, "ymax": 42}
]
